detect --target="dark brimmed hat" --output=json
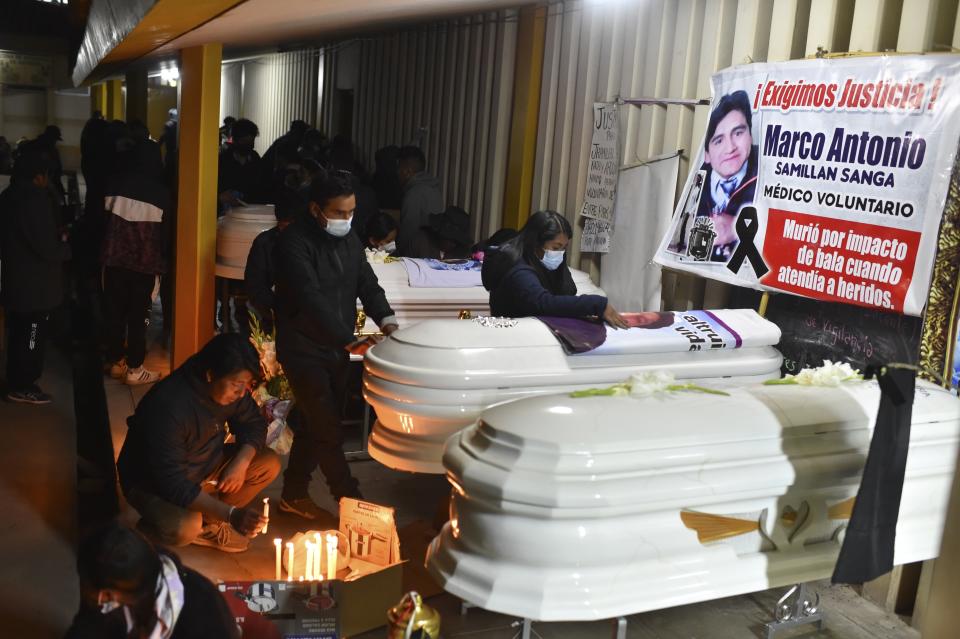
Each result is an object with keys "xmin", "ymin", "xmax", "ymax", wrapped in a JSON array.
[{"xmin": 426, "ymin": 206, "xmax": 473, "ymax": 247}]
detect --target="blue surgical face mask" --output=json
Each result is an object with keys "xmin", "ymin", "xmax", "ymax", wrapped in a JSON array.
[
  {"xmin": 540, "ymin": 249, "xmax": 565, "ymax": 271},
  {"xmin": 380, "ymin": 240, "xmax": 397, "ymax": 254},
  {"xmin": 323, "ymin": 215, "xmax": 353, "ymax": 238},
  {"xmin": 98, "ymin": 593, "xmax": 121, "ymax": 615}
]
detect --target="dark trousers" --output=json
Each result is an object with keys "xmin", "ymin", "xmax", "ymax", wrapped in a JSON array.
[
  {"xmin": 103, "ymin": 266, "xmax": 155, "ymax": 368},
  {"xmin": 281, "ymin": 349, "xmax": 358, "ymax": 501},
  {"xmin": 5, "ymin": 309, "xmax": 50, "ymax": 392},
  {"xmin": 126, "ymin": 446, "xmax": 281, "ymax": 547}
]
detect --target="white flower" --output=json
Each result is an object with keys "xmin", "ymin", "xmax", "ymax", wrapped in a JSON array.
[
  {"xmin": 365, "ymin": 248, "xmax": 389, "ymax": 264},
  {"xmin": 628, "ymin": 371, "xmax": 675, "ymax": 397}
]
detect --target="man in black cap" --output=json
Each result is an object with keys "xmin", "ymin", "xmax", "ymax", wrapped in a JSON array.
[{"xmin": 696, "ymin": 89, "xmax": 758, "ymax": 261}]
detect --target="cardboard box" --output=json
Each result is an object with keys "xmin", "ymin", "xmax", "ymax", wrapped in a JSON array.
[{"xmin": 220, "ymin": 499, "xmax": 404, "ymax": 638}]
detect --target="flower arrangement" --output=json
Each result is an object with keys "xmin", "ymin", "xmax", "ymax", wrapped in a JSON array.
[
  {"xmin": 249, "ymin": 312, "xmax": 294, "ymax": 454},
  {"xmin": 570, "ymin": 371, "xmax": 729, "ymax": 398},
  {"xmin": 764, "ymin": 359, "xmax": 862, "ymax": 387},
  {"xmin": 365, "ymin": 248, "xmax": 400, "ymax": 264}
]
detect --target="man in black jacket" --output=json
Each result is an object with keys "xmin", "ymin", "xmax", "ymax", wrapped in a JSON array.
[
  {"xmin": 274, "ymin": 174, "xmax": 398, "ymax": 518},
  {"xmin": 0, "ymin": 150, "xmax": 71, "ymax": 404},
  {"xmin": 117, "ymin": 334, "xmax": 278, "ymax": 552}
]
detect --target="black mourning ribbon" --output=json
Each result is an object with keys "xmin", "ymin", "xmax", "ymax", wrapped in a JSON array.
[{"xmin": 726, "ymin": 206, "xmax": 769, "ymax": 277}]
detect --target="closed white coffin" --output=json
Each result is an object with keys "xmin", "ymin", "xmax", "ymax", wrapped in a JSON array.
[
  {"xmin": 365, "ymin": 309, "xmax": 783, "ymax": 474},
  {"xmin": 215, "ymin": 205, "xmax": 277, "ymax": 279},
  {"xmin": 426, "ymin": 380, "xmax": 960, "ymax": 621},
  {"xmin": 358, "ymin": 262, "xmax": 603, "ymax": 332}
]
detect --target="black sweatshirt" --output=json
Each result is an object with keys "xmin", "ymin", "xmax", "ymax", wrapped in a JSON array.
[
  {"xmin": 117, "ymin": 355, "xmax": 267, "ymax": 508},
  {"xmin": 273, "ymin": 216, "xmax": 394, "ymax": 357}
]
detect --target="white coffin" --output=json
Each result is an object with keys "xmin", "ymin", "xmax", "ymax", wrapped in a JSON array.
[
  {"xmin": 365, "ymin": 309, "xmax": 783, "ymax": 474},
  {"xmin": 426, "ymin": 380, "xmax": 960, "ymax": 621},
  {"xmin": 215, "ymin": 205, "xmax": 277, "ymax": 279},
  {"xmin": 358, "ymin": 261, "xmax": 603, "ymax": 332}
]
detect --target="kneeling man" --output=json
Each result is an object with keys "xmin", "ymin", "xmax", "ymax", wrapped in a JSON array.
[{"xmin": 117, "ymin": 333, "xmax": 280, "ymax": 552}]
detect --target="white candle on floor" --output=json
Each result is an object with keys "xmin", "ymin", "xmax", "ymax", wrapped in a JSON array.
[
  {"xmin": 313, "ymin": 532, "xmax": 322, "ymax": 578},
  {"xmin": 262, "ymin": 498, "xmax": 270, "ymax": 534},
  {"xmin": 304, "ymin": 542, "xmax": 314, "ymax": 581},
  {"xmin": 325, "ymin": 533, "xmax": 338, "ymax": 580},
  {"xmin": 273, "ymin": 538, "xmax": 282, "ymax": 581},
  {"xmin": 286, "ymin": 542, "xmax": 294, "ymax": 581}
]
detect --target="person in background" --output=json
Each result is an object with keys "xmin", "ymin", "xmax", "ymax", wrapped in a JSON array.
[
  {"xmin": 482, "ymin": 210, "xmax": 627, "ymax": 326},
  {"xmin": 64, "ymin": 523, "xmax": 239, "ymax": 639},
  {"xmin": 117, "ymin": 333, "xmax": 278, "ymax": 552},
  {"xmin": 372, "ymin": 145, "xmax": 402, "ymax": 210},
  {"xmin": 217, "ymin": 118, "xmax": 262, "ymax": 212},
  {"xmin": 219, "ymin": 115, "xmax": 236, "ymax": 152},
  {"xmin": 364, "ymin": 212, "xmax": 398, "ymax": 254},
  {"xmin": 395, "ymin": 145, "xmax": 443, "ymax": 257},
  {"xmin": 408, "ymin": 205, "xmax": 474, "ymax": 259},
  {"xmin": 260, "ymin": 120, "xmax": 310, "ymax": 204},
  {"xmin": 245, "ymin": 188, "xmax": 306, "ymax": 333},
  {"xmin": 158, "ymin": 108, "xmax": 178, "ymax": 168},
  {"xmin": 273, "ymin": 174, "xmax": 398, "ymax": 518},
  {"xmin": 327, "ymin": 136, "xmax": 379, "ymax": 240},
  {"xmin": 101, "ymin": 139, "xmax": 170, "ymax": 386},
  {"xmin": 19, "ymin": 125, "xmax": 65, "ymax": 202},
  {"xmin": 0, "ymin": 150, "xmax": 70, "ymax": 404}
]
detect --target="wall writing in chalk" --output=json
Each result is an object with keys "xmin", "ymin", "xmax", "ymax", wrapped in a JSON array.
[{"xmin": 763, "ymin": 295, "xmax": 922, "ymax": 375}]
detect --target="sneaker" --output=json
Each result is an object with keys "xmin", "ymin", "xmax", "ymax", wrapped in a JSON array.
[
  {"xmin": 106, "ymin": 359, "xmax": 128, "ymax": 379},
  {"xmin": 191, "ymin": 522, "xmax": 249, "ymax": 553},
  {"xmin": 6, "ymin": 387, "xmax": 53, "ymax": 405},
  {"xmin": 126, "ymin": 366, "xmax": 162, "ymax": 386},
  {"xmin": 279, "ymin": 496, "xmax": 329, "ymax": 520}
]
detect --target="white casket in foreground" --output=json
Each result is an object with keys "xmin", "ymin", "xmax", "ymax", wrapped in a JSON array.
[
  {"xmin": 357, "ymin": 261, "xmax": 603, "ymax": 332},
  {"xmin": 426, "ymin": 380, "xmax": 960, "ymax": 621},
  {"xmin": 365, "ymin": 309, "xmax": 783, "ymax": 473}
]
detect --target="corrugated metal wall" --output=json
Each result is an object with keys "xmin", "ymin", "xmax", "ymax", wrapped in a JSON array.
[
  {"xmin": 531, "ymin": 0, "xmax": 960, "ymax": 309},
  {"xmin": 220, "ymin": 50, "xmax": 321, "ymax": 154},
  {"xmin": 329, "ymin": 12, "xmax": 519, "ymax": 240}
]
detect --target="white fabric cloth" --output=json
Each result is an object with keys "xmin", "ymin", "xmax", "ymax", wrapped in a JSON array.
[
  {"xmin": 401, "ymin": 258, "xmax": 482, "ymax": 288},
  {"xmin": 121, "ymin": 555, "xmax": 185, "ymax": 639}
]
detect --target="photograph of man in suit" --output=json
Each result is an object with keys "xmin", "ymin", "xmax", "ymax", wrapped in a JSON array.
[{"xmin": 696, "ymin": 89, "xmax": 759, "ymax": 262}]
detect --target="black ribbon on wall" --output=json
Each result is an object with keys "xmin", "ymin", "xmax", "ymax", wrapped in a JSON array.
[{"xmin": 726, "ymin": 206, "xmax": 769, "ymax": 277}]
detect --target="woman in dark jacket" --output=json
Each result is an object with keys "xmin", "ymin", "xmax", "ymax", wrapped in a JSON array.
[
  {"xmin": 64, "ymin": 523, "xmax": 239, "ymax": 639},
  {"xmin": 481, "ymin": 210, "xmax": 627, "ymax": 326}
]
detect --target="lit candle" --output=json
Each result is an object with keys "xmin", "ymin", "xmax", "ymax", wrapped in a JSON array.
[
  {"xmin": 286, "ymin": 542, "xmax": 294, "ymax": 582},
  {"xmin": 304, "ymin": 542, "xmax": 314, "ymax": 581},
  {"xmin": 273, "ymin": 538, "xmax": 282, "ymax": 581},
  {"xmin": 325, "ymin": 533, "xmax": 338, "ymax": 580},
  {"xmin": 313, "ymin": 532, "xmax": 322, "ymax": 579},
  {"xmin": 262, "ymin": 498, "xmax": 270, "ymax": 534}
]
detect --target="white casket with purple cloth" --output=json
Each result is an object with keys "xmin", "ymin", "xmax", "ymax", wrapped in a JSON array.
[
  {"xmin": 364, "ymin": 309, "xmax": 784, "ymax": 473},
  {"xmin": 426, "ymin": 379, "xmax": 960, "ymax": 621},
  {"xmin": 357, "ymin": 257, "xmax": 604, "ymax": 332}
]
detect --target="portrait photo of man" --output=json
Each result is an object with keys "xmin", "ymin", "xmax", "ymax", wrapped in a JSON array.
[{"xmin": 695, "ymin": 89, "xmax": 759, "ymax": 262}]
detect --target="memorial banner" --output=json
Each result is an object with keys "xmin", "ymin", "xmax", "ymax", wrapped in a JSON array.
[{"xmin": 655, "ymin": 55, "xmax": 960, "ymax": 316}]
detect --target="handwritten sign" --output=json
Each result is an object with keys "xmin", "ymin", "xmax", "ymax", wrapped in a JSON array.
[
  {"xmin": 580, "ymin": 218, "xmax": 612, "ymax": 253},
  {"xmin": 580, "ymin": 102, "xmax": 619, "ymax": 223}
]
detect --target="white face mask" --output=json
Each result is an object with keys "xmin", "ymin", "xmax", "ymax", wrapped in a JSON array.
[
  {"xmin": 98, "ymin": 593, "xmax": 121, "ymax": 615},
  {"xmin": 380, "ymin": 240, "xmax": 397, "ymax": 254},
  {"xmin": 322, "ymin": 214, "xmax": 353, "ymax": 238},
  {"xmin": 540, "ymin": 249, "xmax": 565, "ymax": 271}
]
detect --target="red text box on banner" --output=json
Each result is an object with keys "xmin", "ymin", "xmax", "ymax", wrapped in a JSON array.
[{"xmin": 759, "ymin": 209, "xmax": 921, "ymax": 312}]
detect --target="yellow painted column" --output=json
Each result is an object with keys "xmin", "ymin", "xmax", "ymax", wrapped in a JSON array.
[
  {"xmin": 501, "ymin": 6, "xmax": 547, "ymax": 230},
  {"xmin": 173, "ymin": 43, "xmax": 222, "ymax": 368},
  {"xmin": 125, "ymin": 67, "xmax": 149, "ymax": 124},
  {"xmin": 91, "ymin": 82, "xmax": 107, "ymax": 116},
  {"xmin": 105, "ymin": 78, "xmax": 124, "ymax": 120}
]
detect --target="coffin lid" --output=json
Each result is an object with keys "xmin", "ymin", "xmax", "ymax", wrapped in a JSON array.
[{"xmin": 451, "ymin": 380, "xmax": 959, "ymax": 476}]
